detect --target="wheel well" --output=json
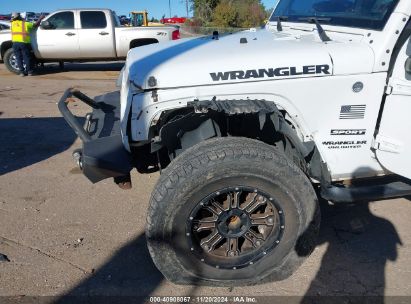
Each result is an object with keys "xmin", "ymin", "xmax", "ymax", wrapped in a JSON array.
[
  {"xmin": 156, "ymin": 110, "xmax": 303, "ymax": 161},
  {"xmin": 140, "ymin": 100, "xmax": 330, "ymax": 183},
  {"xmin": 1, "ymin": 41, "xmax": 12, "ymax": 59},
  {"xmin": 129, "ymin": 38, "xmax": 159, "ymax": 49}
]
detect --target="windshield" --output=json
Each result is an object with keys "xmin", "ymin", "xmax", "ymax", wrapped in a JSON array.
[{"xmin": 270, "ymin": 0, "xmax": 399, "ymax": 30}]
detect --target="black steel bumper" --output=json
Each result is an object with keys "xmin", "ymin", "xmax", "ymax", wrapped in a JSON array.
[{"xmin": 58, "ymin": 88, "xmax": 133, "ymax": 183}]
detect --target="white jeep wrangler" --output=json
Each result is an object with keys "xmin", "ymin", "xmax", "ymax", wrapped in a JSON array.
[{"xmin": 59, "ymin": 0, "xmax": 411, "ymax": 286}]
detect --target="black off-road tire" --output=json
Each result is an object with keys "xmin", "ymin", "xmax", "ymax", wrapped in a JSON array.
[
  {"xmin": 4, "ymin": 48, "xmax": 20, "ymax": 74},
  {"xmin": 146, "ymin": 137, "xmax": 320, "ymax": 286}
]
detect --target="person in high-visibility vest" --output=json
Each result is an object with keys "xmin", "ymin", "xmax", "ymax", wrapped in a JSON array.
[{"xmin": 11, "ymin": 12, "xmax": 43, "ymax": 76}]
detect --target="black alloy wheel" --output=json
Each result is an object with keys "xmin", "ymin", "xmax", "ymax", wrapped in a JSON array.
[{"xmin": 187, "ymin": 187, "xmax": 285, "ymax": 270}]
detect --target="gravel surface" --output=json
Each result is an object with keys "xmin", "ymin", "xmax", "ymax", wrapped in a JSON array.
[{"xmin": 0, "ymin": 62, "xmax": 410, "ymax": 301}]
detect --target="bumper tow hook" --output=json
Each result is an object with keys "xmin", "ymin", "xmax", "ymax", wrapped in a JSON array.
[{"xmin": 72, "ymin": 149, "xmax": 83, "ymax": 170}]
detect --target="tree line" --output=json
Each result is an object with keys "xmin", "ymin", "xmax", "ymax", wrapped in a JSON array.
[{"xmin": 189, "ymin": 0, "xmax": 270, "ymax": 28}]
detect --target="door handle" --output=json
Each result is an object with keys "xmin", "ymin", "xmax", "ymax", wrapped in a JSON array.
[
  {"xmin": 65, "ymin": 32, "xmax": 76, "ymax": 36},
  {"xmin": 99, "ymin": 31, "xmax": 109, "ymax": 36}
]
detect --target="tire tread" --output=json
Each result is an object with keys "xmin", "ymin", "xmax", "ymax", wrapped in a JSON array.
[{"xmin": 146, "ymin": 137, "xmax": 319, "ymax": 286}]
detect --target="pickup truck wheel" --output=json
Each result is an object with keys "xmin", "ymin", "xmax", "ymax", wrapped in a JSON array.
[
  {"xmin": 146, "ymin": 137, "xmax": 320, "ymax": 286},
  {"xmin": 4, "ymin": 48, "xmax": 20, "ymax": 74}
]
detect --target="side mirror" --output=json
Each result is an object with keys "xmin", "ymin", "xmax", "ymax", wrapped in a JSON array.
[
  {"xmin": 405, "ymin": 57, "xmax": 411, "ymax": 74},
  {"xmin": 40, "ymin": 20, "xmax": 52, "ymax": 29}
]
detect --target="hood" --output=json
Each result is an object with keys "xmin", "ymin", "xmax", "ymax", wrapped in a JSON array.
[{"xmin": 127, "ymin": 29, "xmax": 374, "ymax": 90}]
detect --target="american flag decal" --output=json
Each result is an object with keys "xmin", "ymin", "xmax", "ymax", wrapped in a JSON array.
[{"xmin": 339, "ymin": 105, "xmax": 366, "ymax": 119}]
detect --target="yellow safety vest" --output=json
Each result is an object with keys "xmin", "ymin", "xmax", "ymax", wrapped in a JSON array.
[{"xmin": 11, "ymin": 20, "xmax": 33, "ymax": 44}]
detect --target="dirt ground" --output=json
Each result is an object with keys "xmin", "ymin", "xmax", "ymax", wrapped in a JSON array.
[{"xmin": 0, "ymin": 62, "xmax": 411, "ymax": 302}]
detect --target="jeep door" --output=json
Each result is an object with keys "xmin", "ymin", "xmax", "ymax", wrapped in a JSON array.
[
  {"xmin": 375, "ymin": 32, "xmax": 411, "ymax": 179},
  {"xmin": 34, "ymin": 11, "xmax": 80, "ymax": 59},
  {"xmin": 77, "ymin": 10, "xmax": 116, "ymax": 58}
]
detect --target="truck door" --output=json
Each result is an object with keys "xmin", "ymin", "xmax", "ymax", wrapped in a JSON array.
[
  {"xmin": 375, "ymin": 31, "xmax": 411, "ymax": 179},
  {"xmin": 34, "ymin": 11, "xmax": 79, "ymax": 59},
  {"xmin": 77, "ymin": 10, "xmax": 116, "ymax": 58}
]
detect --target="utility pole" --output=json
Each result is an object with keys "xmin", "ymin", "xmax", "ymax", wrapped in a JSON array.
[
  {"xmin": 186, "ymin": 0, "xmax": 189, "ymax": 17},
  {"xmin": 169, "ymin": 0, "xmax": 172, "ymax": 17}
]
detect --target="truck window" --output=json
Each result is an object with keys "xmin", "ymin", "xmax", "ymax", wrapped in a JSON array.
[
  {"xmin": 47, "ymin": 12, "xmax": 74, "ymax": 29},
  {"xmin": 80, "ymin": 11, "xmax": 107, "ymax": 29}
]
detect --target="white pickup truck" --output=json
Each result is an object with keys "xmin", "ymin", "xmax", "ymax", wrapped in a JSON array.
[{"xmin": 0, "ymin": 8, "xmax": 180, "ymax": 73}]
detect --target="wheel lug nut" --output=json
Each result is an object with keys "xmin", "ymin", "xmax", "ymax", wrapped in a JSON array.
[
  {"xmin": 267, "ymin": 218, "xmax": 273, "ymax": 224},
  {"xmin": 228, "ymin": 251, "xmax": 235, "ymax": 256},
  {"xmin": 203, "ymin": 245, "xmax": 209, "ymax": 250},
  {"xmin": 255, "ymin": 241, "xmax": 261, "ymax": 246}
]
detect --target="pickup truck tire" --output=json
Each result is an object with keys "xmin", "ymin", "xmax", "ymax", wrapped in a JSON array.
[
  {"xmin": 146, "ymin": 137, "xmax": 320, "ymax": 286},
  {"xmin": 4, "ymin": 47, "xmax": 37, "ymax": 74},
  {"xmin": 3, "ymin": 48, "xmax": 20, "ymax": 74}
]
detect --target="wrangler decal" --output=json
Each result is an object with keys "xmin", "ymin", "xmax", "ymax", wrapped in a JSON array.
[{"xmin": 210, "ymin": 64, "xmax": 331, "ymax": 81}]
